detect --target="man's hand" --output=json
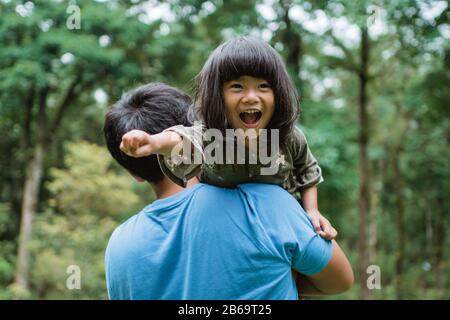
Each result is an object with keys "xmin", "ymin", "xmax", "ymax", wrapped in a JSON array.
[{"xmin": 306, "ymin": 208, "xmax": 337, "ymax": 240}]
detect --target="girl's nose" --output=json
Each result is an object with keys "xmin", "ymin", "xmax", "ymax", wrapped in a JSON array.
[{"xmin": 242, "ymin": 89, "xmax": 258, "ymax": 104}]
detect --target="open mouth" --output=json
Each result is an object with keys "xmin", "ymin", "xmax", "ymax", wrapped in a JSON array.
[{"xmin": 239, "ymin": 110, "xmax": 262, "ymax": 126}]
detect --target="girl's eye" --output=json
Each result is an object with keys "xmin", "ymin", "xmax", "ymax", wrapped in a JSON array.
[
  {"xmin": 230, "ymin": 83, "xmax": 243, "ymax": 89},
  {"xmin": 259, "ymin": 83, "xmax": 272, "ymax": 89}
]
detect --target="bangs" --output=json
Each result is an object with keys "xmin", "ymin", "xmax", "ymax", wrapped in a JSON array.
[{"xmin": 214, "ymin": 38, "xmax": 281, "ymax": 85}]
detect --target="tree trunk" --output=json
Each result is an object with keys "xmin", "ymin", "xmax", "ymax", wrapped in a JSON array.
[
  {"xmin": 13, "ymin": 87, "xmax": 48, "ymax": 294},
  {"xmin": 425, "ymin": 205, "xmax": 433, "ymax": 260},
  {"xmin": 278, "ymin": 0, "xmax": 303, "ymax": 129},
  {"xmin": 431, "ymin": 128, "xmax": 447, "ymax": 298},
  {"xmin": 434, "ymin": 195, "xmax": 445, "ymax": 298},
  {"xmin": 13, "ymin": 140, "xmax": 46, "ymax": 292},
  {"xmin": 392, "ymin": 150, "xmax": 405, "ymax": 299},
  {"xmin": 280, "ymin": 0, "xmax": 302, "ymax": 89},
  {"xmin": 23, "ymin": 84, "xmax": 35, "ymax": 151},
  {"xmin": 13, "ymin": 76, "xmax": 80, "ymax": 294},
  {"xmin": 369, "ymin": 160, "xmax": 379, "ymax": 265},
  {"xmin": 358, "ymin": 27, "xmax": 372, "ymax": 300}
]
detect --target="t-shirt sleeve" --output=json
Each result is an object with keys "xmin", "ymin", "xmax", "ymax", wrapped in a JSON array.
[
  {"xmin": 292, "ymin": 233, "xmax": 332, "ymax": 275},
  {"xmin": 157, "ymin": 124, "xmax": 204, "ymax": 187},
  {"xmin": 288, "ymin": 126, "xmax": 324, "ymax": 190},
  {"xmin": 243, "ymin": 185, "xmax": 332, "ymax": 276},
  {"xmin": 287, "ymin": 203, "xmax": 332, "ymax": 275}
]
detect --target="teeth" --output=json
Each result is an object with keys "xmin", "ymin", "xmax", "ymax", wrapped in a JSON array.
[{"xmin": 241, "ymin": 110, "xmax": 261, "ymax": 114}]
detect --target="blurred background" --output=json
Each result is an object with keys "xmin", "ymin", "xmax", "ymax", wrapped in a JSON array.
[{"xmin": 0, "ymin": 0, "xmax": 449, "ymax": 300}]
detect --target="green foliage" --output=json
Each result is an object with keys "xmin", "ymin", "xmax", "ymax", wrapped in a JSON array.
[
  {"xmin": 0, "ymin": 0, "xmax": 448, "ymax": 299},
  {"xmin": 47, "ymin": 142, "xmax": 140, "ymax": 218},
  {"xmin": 26, "ymin": 141, "xmax": 147, "ymax": 299}
]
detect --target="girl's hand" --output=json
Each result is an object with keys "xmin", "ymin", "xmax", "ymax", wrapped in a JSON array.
[
  {"xmin": 306, "ymin": 208, "xmax": 338, "ymax": 240},
  {"xmin": 120, "ymin": 129, "xmax": 158, "ymax": 158}
]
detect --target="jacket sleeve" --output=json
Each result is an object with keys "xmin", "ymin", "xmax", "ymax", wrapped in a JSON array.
[
  {"xmin": 157, "ymin": 124, "xmax": 204, "ymax": 187},
  {"xmin": 287, "ymin": 127, "xmax": 323, "ymax": 191}
]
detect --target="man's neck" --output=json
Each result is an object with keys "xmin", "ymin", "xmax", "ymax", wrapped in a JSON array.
[{"xmin": 152, "ymin": 177, "xmax": 199, "ymax": 200}]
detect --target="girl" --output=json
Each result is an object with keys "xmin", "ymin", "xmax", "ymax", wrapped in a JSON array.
[{"xmin": 120, "ymin": 36, "xmax": 337, "ymax": 240}]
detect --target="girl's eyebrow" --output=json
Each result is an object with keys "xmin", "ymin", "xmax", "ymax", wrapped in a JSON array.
[{"xmin": 225, "ymin": 79, "xmax": 242, "ymax": 84}]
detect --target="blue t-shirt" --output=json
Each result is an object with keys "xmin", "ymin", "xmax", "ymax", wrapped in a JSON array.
[{"xmin": 105, "ymin": 183, "xmax": 332, "ymax": 300}]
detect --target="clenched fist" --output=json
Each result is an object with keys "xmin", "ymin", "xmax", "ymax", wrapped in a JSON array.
[{"xmin": 120, "ymin": 130, "xmax": 158, "ymax": 158}]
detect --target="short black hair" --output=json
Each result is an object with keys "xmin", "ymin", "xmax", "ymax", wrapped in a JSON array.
[
  {"xmin": 191, "ymin": 36, "xmax": 299, "ymax": 147},
  {"xmin": 104, "ymin": 83, "xmax": 192, "ymax": 183}
]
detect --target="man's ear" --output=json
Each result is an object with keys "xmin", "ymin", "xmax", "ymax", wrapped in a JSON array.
[{"xmin": 132, "ymin": 174, "xmax": 146, "ymax": 182}]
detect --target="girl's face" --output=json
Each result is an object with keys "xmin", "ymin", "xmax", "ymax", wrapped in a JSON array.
[{"xmin": 223, "ymin": 75, "xmax": 275, "ymax": 133}]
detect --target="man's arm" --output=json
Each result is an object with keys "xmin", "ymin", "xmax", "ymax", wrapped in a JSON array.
[
  {"xmin": 296, "ymin": 274, "xmax": 323, "ymax": 297},
  {"xmin": 298, "ymin": 240, "xmax": 353, "ymax": 296}
]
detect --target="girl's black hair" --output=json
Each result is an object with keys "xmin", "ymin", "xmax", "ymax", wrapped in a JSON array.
[{"xmin": 191, "ymin": 36, "xmax": 299, "ymax": 147}]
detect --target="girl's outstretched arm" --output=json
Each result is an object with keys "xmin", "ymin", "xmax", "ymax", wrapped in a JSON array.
[
  {"xmin": 121, "ymin": 127, "xmax": 203, "ymax": 188},
  {"xmin": 120, "ymin": 129, "xmax": 182, "ymax": 157}
]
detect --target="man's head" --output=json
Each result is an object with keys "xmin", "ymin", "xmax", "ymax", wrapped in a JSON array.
[{"xmin": 104, "ymin": 83, "xmax": 192, "ymax": 183}]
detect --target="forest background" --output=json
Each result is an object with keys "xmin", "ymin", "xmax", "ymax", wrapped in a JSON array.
[{"xmin": 0, "ymin": 0, "xmax": 448, "ymax": 299}]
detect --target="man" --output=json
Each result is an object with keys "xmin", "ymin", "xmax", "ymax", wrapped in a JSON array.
[{"xmin": 103, "ymin": 83, "xmax": 353, "ymax": 299}]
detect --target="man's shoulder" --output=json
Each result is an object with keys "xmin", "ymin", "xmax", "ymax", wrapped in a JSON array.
[
  {"xmin": 237, "ymin": 183, "xmax": 312, "ymax": 227},
  {"xmin": 107, "ymin": 210, "xmax": 147, "ymax": 249},
  {"xmin": 191, "ymin": 183, "xmax": 238, "ymax": 199},
  {"xmin": 238, "ymin": 183, "xmax": 297, "ymax": 203},
  {"xmin": 195, "ymin": 183, "xmax": 296, "ymax": 209}
]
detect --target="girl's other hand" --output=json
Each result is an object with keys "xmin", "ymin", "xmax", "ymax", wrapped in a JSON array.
[{"xmin": 306, "ymin": 208, "xmax": 338, "ymax": 240}]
